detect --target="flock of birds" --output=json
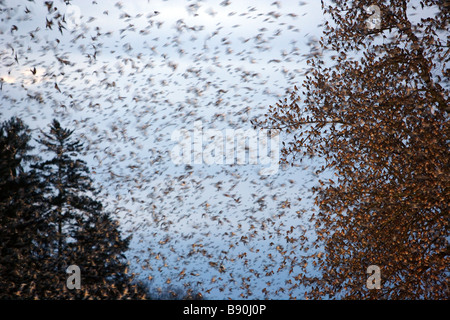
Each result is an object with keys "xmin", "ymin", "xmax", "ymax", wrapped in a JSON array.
[{"xmin": 0, "ymin": 0, "xmax": 330, "ymax": 299}]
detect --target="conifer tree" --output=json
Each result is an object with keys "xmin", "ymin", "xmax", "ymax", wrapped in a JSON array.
[
  {"xmin": 0, "ymin": 117, "xmax": 49, "ymax": 299},
  {"xmin": 34, "ymin": 119, "xmax": 94, "ymax": 262},
  {"xmin": 33, "ymin": 119, "xmax": 146, "ymax": 299}
]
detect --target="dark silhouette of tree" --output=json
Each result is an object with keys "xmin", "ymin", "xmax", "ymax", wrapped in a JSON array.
[
  {"xmin": 70, "ymin": 211, "xmax": 139, "ymax": 299},
  {"xmin": 32, "ymin": 119, "xmax": 146, "ymax": 299},
  {"xmin": 34, "ymin": 120, "xmax": 89, "ymax": 262},
  {"xmin": 255, "ymin": 0, "xmax": 449, "ymax": 299},
  {"xmin": 1, "ymin": 118, "xmax": 147, "ymax": 299},
  {"xmin": 0, "ymin": 117, "xmax": 50, "ymax": 298}
]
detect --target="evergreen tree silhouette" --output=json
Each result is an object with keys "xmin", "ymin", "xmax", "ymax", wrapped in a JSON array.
[
  {"xmin": 33, "ymin": 119, "xmax": 146, "ymax": 299},
  {"xmin": 0, "ymin": 117, "xmax": 49, "ymax": 298},
  {"xmin": 1, "ymin": 118, "xmax": 147, "ymax": 299}
]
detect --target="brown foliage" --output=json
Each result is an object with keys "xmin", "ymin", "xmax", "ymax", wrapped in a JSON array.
[{"xmin": 255, "ymin": 0, "xmax": 449, "ymax": 299}]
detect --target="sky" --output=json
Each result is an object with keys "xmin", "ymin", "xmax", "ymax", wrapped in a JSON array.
[{"xmin": 1, "ymin": 0, "xmax": 334, "ymax": 299}]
